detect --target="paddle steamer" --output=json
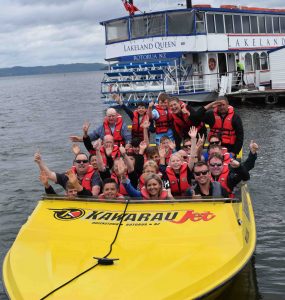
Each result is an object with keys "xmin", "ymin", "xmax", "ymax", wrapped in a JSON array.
[{"xmin": 100, "ymin": 1, "xmax": 285, "ymax": 104}]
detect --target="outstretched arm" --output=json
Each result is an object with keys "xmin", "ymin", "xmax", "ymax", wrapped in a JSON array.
[
  {"xmin": 120, "ymin": 145, "xmax": 134, "ymax": 173},
  {"xmin": 188, "ymin": 127, "xmax": 198, "ymax": 170},
  {"xmin": 34, "ymin": 152, "xmax": 57, "ymax": 183}
]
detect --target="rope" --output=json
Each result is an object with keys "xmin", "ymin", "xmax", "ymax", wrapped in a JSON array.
[{"xmin": 40, "ymin": 199, "xmax": 129, "ymax": 300}]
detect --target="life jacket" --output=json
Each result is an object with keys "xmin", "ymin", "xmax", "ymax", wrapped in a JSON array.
[
  {"xmin": 103, "ymin": 114, "xmax": 125, "ymax": 146},
  {"xmin": 165, "ymin": 162, "xmax": 190, "ymax": 196},
  {"xmin": 172, "ymin": 102, "xmax": 204, "ymax": 137},
  {"xmin": 111, "ymin": 173, "xmax": 128, "ymax": 195},
  {"xmin": 208, "ymin": 106, "xmax": 237, "ymax": 145},
  {"xmin": 154, "ymin": 105, "xmax": 173, "ymax": 134},
  {"xmin": 98, "ymin": 193, "xmax": 125, "ymax": 200},
  {"xmin": 140, "ymin": 187, "xmax": 168, "ymax": 200},
  {"xmin": 211, "ymin": 165, "xmax": 234, "ymax": 197},
  {"xmin": 100, "ymin": 145, "xmax": 120, "ymax": 166},
  {"xmin": 132, "ymin": 111, "xmax": 148, "ymax": 140},
  {"xmin": 71, "ymin": 165, "xmax": 95, "ymax": 192}
]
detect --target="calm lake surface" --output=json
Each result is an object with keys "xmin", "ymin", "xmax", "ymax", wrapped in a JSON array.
[{"xmin": 0, "ymin": 71, "xmax": 284, "ymax": 299}]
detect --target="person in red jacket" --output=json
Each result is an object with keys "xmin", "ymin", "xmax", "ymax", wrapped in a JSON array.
[
  {"xmin": 34, "ymin": 152, "xmax": 101, "ymax": 196},
  {"xmin": 195, "ymin": 97, "xmax": 243, "ymax": 156}
]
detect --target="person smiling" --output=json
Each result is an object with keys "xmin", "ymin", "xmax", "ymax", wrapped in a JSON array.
[{"xmin": 193, "ymin": 161, "xmax": 228, "ymax": 197}]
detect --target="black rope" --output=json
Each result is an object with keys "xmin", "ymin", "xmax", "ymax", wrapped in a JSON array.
[{"xmin": 40, "ymin": 199, "xmax": 130, "ymax": 300}]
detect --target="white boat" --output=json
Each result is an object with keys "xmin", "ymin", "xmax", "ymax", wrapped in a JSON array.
[{"xmin": 99, "ymin": 1, "xmax": 285, "ymax": 105}]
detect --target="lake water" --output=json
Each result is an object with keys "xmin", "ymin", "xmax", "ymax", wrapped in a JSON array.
[{"xmin": 0, "ymin": 71, "xmax": 284, "ymax": 299}]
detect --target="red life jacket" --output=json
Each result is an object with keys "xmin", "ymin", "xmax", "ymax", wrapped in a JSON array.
[
  {"xmin": 172, "ymin": 102, "xmax": 204, "ymax": 137},
  {"xmin": 103, "ymin": 114, "xmax": 125, "ymax": 146},
  {"xmin": 208, "ymin": 106, "xmax": 237, "ymax": 145},
  {"xmin": 111, "ymin": 173, "xmax": 128, "ymax": 195},
  {"xmin": 211, "ymin": 165, "xmax": 234, "ymax": 197},
  {"xmin": 155, "ymin": 105, "xmax": 173, "ymax": 134},
  {"xmin": 71, "ymin": 165, "xmax": 95, "ymax": 192},
  {"xmin": 140, "ymin": 187, "xmax": 168, "ymax": 200},
  {"xmin": 98, "ymin": 193, "xmax": 125, "ymax": 200},
  {"xmin": 165, "ymin": 162, "xmax": 190, "ymax": 195},
  {"xmin": 132, "ymin": 111, "xmax": 148, "ymax": 140},
  {"xmin": 100, "ymin": 145, "xmax": 120, "ymax": 166}
]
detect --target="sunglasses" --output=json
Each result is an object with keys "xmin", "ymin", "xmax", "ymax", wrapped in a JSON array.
[
  {"xmin": 194, "ymin": 170, "xmax": 209, "ymax": 176},
  {"xmin": 183, "ymin": 145, "xmax": 191, "ymax": 148},
  {"xmin": 209, "ymin": 162, "xmax": 222, "ymax": 167},
  {"xmin": 75, "ymin": 159, "xmax": 89, "ymax": 164},
  {"xmin": 209, "ymin": 141, "xmax": 220, "ymax": 145},
  {"xmin": 182, "ymin": 156, "xmax": 188, "ymax": 159}
]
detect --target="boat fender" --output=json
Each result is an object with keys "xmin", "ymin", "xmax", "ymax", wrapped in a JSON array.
[{"xmin": 93, "ymin": 257, "xmax": 119, "ymax": 265}]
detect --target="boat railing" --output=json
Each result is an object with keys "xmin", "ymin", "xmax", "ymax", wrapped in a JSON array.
[{"xmin": 42, "ymin": 194, "xmax": 241, "ymax": 203}]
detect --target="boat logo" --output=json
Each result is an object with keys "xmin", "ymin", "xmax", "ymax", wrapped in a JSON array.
[{"xmin": 50, "ymin": 208, "xmax": 85, "ymax": 221}]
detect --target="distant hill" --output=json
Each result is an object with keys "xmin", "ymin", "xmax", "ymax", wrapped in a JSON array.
[{"xmin": 0, "ymin": 63, "xmax": 108, "ymax": 77}]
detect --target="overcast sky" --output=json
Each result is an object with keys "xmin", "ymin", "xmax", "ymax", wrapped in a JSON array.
[{"xmin": 0, "ymin": 0, "xmax": 284, "ymax": 68}]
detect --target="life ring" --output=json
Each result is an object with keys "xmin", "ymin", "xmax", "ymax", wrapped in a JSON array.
[{"xmin": 208, "ymin": 58, "xmax": 216, "ymax": 71}]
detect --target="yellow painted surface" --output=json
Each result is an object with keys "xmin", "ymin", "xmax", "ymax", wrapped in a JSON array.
[{"xmin": 3, "ymin": 185, "xmax": 255, "ymax": 300}]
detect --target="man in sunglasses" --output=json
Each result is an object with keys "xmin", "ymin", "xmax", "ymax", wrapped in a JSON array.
[
  {"xmin": 34, "ymin": 152, "xmax": 101, "ymax": 196},
  {"xmin": 192, "ymin": 161, "xmax": 228, "ymax": 197},
  {"xmin": 208, "ymin": 153, "xmax": 249, "ymax": 197}
]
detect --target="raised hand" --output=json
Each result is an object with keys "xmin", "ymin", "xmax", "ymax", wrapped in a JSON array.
[
  {"xmin": 72, "ymin": 143, "xmax": 81, "ymax": 155},
  {"xmin": 141, "ymin": 118, "xmax": 150, "ymax": 129},
  {"xmin": 139, "ymin": 140, "xmax": 147, "ymax": 152},
  {"xmin": 82, "ymin": 121, "xmax": 90, "ymax": 136},
  {"xmin": 229, "ymin": 159, "xmax": 240, "ymax": 169},
  {"xmin": 65, "ymin": 169, "xmax": 78, "ymax": 186},
  {"xmin": 196, "ymin": 134, "xmax": 205, "ymax": 150},
  {"xmin": 148, "ymin": 99, "xmax": 155, "ymax": 108},
  {"xmin": 119, "ymin": 144, "xmax": 126, "ymax": 156},
  {"xmin": 92, "ymin": 139, "xmax": 102, "ymax": 151},
  {"xmin": 249, "ymin": 140, "xmax": 259, "ymax": 154},
  {"xmin": 34, "ymin": 151, "xmax": 42, "ymax": 164},
  {"xmin": 69, "ymin": 135, "xmax": 83, "ymax": 143},
  {"xmin": 188, "ymin": 126, "xmax": 198, "ymax": 139},
  {"xmin": 168, "ymin": 140, "xmax": 176, "ymax": 151},
  {"xmin": 158, "ymin": 145, "xmax": 166, "ymax": 158}
]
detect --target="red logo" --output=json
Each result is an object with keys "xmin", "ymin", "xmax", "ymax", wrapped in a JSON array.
[
  {"xmin": 170, "ymin": 210, "xmax": 216, "ymax": 224},
  {"xmin": 50, "ymin": 208, "xmax": 85, "ymax": 221}
]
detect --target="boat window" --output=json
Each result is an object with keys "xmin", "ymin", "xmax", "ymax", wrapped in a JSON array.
[
  {"xmin": 106, "ymin": 19, "xmax": 129, "ymax": 43},
  {"xmin": 195, "ymin": 12, "xmax": 205, "ymax": 33},
  {"xmin": 131, "ymin": 16, "xmax": 148, "ymax": 38},
  {"xmin": 215, "ymin": 14, "xmax": 225, "ymax": 33},
  {"xmin": 253, "ymin": 53, "xmax": 260, "ymax": 71},
  {"xmin": 266, "ymin": 16, "xmax": 273, "ymax": 33},
  {"xmin": 280, "ymin": 17, "xmax": 285, "ymax": 33},
  {"xmin": 168, "ymin": 11, "xmax": 194, "ymax": 35},
  {"xmin": 258, "ymin": 16, "xmax": 266, "ymax": 33},
  {"xmin": 206, "ymin": 13, "xmax": 215, "ymax": 33},
  {"xmin": 273, "ymin": 17, "xmax": 280, "ymax": 33},
  {"xmin": 250, "ymin": 16, "xmax": 258, "ymax": 34},
  {"xmin": 225, "ymin": 15, "xmax": 234, "ymax": 33},
  {"xmin": 233, "ymin": 15, "xmax": 242, "ymax": 33},
  {"xmin": 245, "ymin": 53, "xmax": 253, "ymax": 72},
  {"xmin": 242, "ymin": 16, "xmax": 250, "ymax": 33},
  {"xmin": 260, "ymin": 52, "xmax": 268, "ymax": 70},
  {"xmin": 148, "ymin": 14, "xmax": 165, "ymax": 36}
]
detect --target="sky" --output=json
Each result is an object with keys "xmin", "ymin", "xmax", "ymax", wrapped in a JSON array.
[{"xmin": 0, "ymin": 0, "xmax": 284, "ymax": 68}]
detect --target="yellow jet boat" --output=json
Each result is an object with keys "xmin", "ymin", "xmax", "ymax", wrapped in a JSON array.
[{"xmin": 2, "ymin": 184, "xmax": 255, "ymax": 300}]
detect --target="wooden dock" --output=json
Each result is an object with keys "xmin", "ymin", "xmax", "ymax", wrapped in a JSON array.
[{"xmin": 227, "ymin": 89, "xmax": 285, "ymax": 105}]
